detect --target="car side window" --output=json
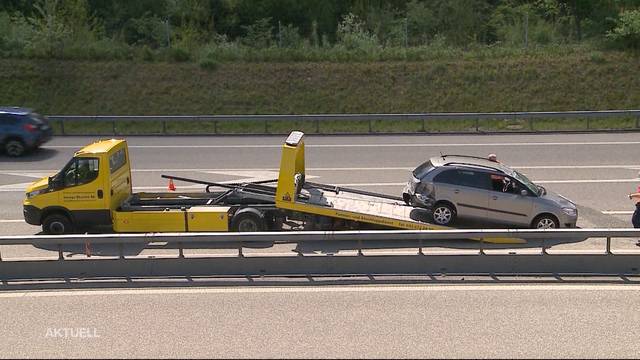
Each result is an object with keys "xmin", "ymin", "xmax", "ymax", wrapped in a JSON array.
[
  {"xmin": 434, "ymin": 169, "xmax": 491, "ymax": 190},
  {"xmin": 0, "ymin": 114, "xmax": 18, "ymax": 126},
  {"xmin": 456, "ymin": 170, "xmax": 491, "ymax": 190},
  {"xmin": 63, "ymin": 158, "xmax": 99, "ymax": 187},
  {"xmin": 491, "ymin": 175, "xmax": 526, "ymax": 194},
  {"xmin": 433, "ymin": 169, "xmax": 458, "ymax": 184}
]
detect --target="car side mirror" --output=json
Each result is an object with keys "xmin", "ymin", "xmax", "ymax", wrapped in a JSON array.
[{"xmin": 520, "ymin": 189, "xmax": 528, "ymax": 196}]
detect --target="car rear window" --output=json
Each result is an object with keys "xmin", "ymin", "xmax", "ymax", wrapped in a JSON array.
[{"xmin": 412, "ymin": 161, "xmax": 434, "ymax": 178}]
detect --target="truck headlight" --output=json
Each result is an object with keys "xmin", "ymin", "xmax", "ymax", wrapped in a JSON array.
[
  {"xmin": 26, "ymin": 189, "xmax": 46, "ymax": 198},
  {"xmin": 562, "ymin": 207, "xmax": 577, "ymax": 216}
]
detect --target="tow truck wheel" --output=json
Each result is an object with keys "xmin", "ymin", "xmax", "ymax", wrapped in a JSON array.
[
  {"xmin": 42, "ymin": 214, "xmax": 73, "ymax": 235},
  {"xmin": 231, "ymin": 210, "xmax": 265, "ymax": 232},
  {"xmin": 432, "ymin": 202, "xmax": 456, "ymax": 226}
]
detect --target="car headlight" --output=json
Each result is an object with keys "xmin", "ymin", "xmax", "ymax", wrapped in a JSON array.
[
  {"xmin": 562, "ymin": 207, "xmax": 577, "ymax": 216},
  {"xmin": 26, "ymin": 189, "xmax": 46, "ymax": 198}
]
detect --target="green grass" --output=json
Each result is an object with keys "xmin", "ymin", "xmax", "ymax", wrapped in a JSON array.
[
  {"xmin": 2, "ymin": 49, "xmax": 640, "ymax": 135},
  {"xmin": 49, "ymin": 117, "xmax": 639, "ymax": 135}
]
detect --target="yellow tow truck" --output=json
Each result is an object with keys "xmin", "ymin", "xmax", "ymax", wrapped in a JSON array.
[{"xmin": 23, "ymin": 131, "xmax": 521, "ymax": 244}]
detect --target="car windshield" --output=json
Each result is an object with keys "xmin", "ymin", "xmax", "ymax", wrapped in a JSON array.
[
  {"xmin": 513, "ymin": 170, "xmax": 540, "ymax": 195},
  {"xmin": 412, "ymin": 160, "xmax": 434, "ymax": 178}
]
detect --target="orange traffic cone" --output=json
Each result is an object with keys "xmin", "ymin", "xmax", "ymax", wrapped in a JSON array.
[{"xmin": 168, "ymin": 178, "xmax": 176, "ymax": 191}]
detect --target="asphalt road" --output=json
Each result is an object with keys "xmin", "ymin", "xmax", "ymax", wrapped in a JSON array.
[
  {"xmin": 1, "ymin": 284, "xmax": 639, "ymax": 358},
  {"xmin": 1, "ymin": 132, "xmax": 640, "ymax": 258}
]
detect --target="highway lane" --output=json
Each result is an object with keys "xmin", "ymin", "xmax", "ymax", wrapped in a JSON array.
[
  {"xmin": 1, "ymin": 132, "xmax": 639, "ymax": 258},
  {"xmin": 1, "ymin": 284, "xmax": 639, "ymax": 358}
]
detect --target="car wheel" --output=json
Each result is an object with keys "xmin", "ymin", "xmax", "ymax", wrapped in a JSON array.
[
  {"xmin": 42, "ymin": 214, "xmax": 73, "ymax": 235},
  {"xmin": 5, "ymin": 139, "xmax": 25, "ymax": 157},
  {"xmin": 532, "ymin": 214, "xmax": 559, "ymax": 229},
  {"xmin": 432, "ymin": 203, "xmax": 456, "ymax": 226},
  {"xmin": 231, "ymin": 211, "xmax": 265, "ymax": 232}
]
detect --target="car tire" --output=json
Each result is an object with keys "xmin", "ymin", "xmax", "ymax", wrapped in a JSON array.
[
  {"xmin": 5, "ymin": 139, "xmax": 26, "ymax": 157},
  {"xmin": 432, "ymin": 202, "xmax": 456, "ymax": 226},
  {"xmin": 231, "ymin": 210, "xmax": 265, "ymax": 232},
  {"xmin": 42, "ymin": 214, "xmax": 73, "ymax": 235},
  {"xmin": 532, "ymin": 214, "xmax": 559, "ymax": 229}
]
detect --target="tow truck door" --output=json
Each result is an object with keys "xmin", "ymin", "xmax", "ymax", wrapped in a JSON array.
[{"xmin": 53, "ymin": 156, "xmax": 110, "ymax": 226}]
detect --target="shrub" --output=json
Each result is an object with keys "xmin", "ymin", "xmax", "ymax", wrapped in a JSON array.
[
  {"xmin": 241, "ymin": 18, "xmax": 274, "ymax": 49},
  {"xmin": 607, "ymin": 10, "xmax": 640, "ymax": 49},
  {"xmin": 199, "ymin": 57, "xmax": 218, "ymax": 71},
  {"xmin": 337, "ymin": 13, "xmax": 380, "ymax": 52},
  {"xmin": 168, "ymin": 46, "xmax": 190, "ymax": 62}
]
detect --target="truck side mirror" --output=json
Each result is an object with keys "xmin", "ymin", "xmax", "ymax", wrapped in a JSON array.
[{"xmin": 49, "ymin": 176, "xmax": 62, "ymax": 190}]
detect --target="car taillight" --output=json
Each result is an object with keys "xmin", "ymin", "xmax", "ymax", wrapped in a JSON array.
[{"xmin": 23, "ymin": 123, "xmax": 37, "ymax": 132}]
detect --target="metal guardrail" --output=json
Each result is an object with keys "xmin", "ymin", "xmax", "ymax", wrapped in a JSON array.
[
  {"xmin": 47, "ymin": 110, "xmax": 640, "ymax": 135},
  {"xmin": 2, "ymin": 228, "xmax": 640, "ymax": 261}
]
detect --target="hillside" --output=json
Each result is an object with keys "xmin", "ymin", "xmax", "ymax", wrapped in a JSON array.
[{"xmin": 1, "ymin": 52, "xmax": 639, "ymax": 115}]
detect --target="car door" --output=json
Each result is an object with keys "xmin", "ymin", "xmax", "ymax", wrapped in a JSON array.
[
  {"xmin": 488, "ymin": 175, "xmax": 534, "ymax": 226},
  {"xmin": 433, "ymin": 169, "xmax": 490, "ymax": 221}
]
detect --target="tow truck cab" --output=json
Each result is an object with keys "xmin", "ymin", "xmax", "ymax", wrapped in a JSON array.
[
  {"xmin": 23, "ymin": 139, "xmax": 133, "ymax": 234},
  {"xmin": 23, "ymin": 139, "xmax": 238, "ymax": 234}
]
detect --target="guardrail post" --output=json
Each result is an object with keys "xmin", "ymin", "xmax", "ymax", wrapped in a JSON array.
[
  {"xmin": 586, "ymin": 117, "xmax": 590, "ymax": 130},
  {"xmin": 418, "ymin": 239, "xmax": 424, "ymax": 256},
  {"xmin": 315, "ymin": 119, "xmax": 320, "ymax": 134},
  {"xmin": 368, "ymin": 119, "xmax": 372, "ymax": 133},
  {"xmin": 162, "ymin": 120, "xmax": 167, "ymax": 134},
  {"xmin": 636, "ymin": 115, "xmax": 639, "ymax": 129},
  {"xmin": 264, "ymin": 119, "xmax": 269, "ymax": 134},
  {"xmin": 357, "ymin": 239, "xmax": 363, "ymax": 256},
  {"xmin": 112, "ymin": 118, "xmax": 117, "ymax": 135},
  {"xmin": 421, "ymin": 118, "xmax": 426, "ymax": 132},
  {"xmin": 528, "ymin": 117, "xmax": 534, "ymax": 131},
  {"xmin": 57, "ymin": 244, "xmax": 64, "ymax": 261},
  {"xmin": 606, "ymin": 236, "xmax": 612, "ymax": 255},
  {"xmin": 178, "ymin": 242, "xmax": 184, "ymax": 258},
  {"xmin": 238, "ymin": 242, "xmax": 244, "ymax": 258},
  {"xmin": 541, "ymin": 238, "xmax": 548, "ymax": 255},
  {"xmin": 118, "ymin": 243, "xmax": 125, "ymax": 259},
  {"xmin": 475, "ymin": 118, "xmax": 479, "ymax": 132},
  {"xmin": 60, "ymin": 120, "xmax": 66, "ymax": 135},
  {"xmin": 479, "ymin": 237, "xmax": 485, "ymax": 255},
  {"xmin": 213, "ymin": 120, "xmax": 218, "ymax": 134}
]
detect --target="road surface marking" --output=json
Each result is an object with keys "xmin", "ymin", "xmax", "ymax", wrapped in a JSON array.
[
  {"xmin": 603, "ymin": 211, "xmax": 635, "ymax": 215},
  {"xmin": 0, "ymin": 284, "xmax": 639, "ymax": 298},
  {"xmin": 0, "ymin": 220, "xmax": 24, "ymax": 223},
  {"xmin": 46, "ymin": 141, "xmax": 640, "ymax": 149}
]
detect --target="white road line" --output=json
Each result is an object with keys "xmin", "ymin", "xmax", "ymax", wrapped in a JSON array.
[
  {"xmin": 0, "ymin": 220, "xmax": 24, "ymax": 223},
  {"xmin": 0, "ymin": 284, "xmax": 638, "ymax": 298},
  {"xmin": 46, "ymin": 141, "xmax": 640, "ymax": 149},
  {"xmin": 602, "ymin": 211, "xmax": 635, "ymax": 215}
]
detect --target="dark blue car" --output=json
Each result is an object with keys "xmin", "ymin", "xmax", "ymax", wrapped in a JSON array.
[{"xmin": 0, "ymin": 107, "xmax": 53, "ymax": 156}]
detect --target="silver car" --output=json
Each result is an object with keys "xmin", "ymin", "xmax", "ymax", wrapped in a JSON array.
[{"xmin": 402, "ymin": 155, "xmax": 578, "ymax": 228}]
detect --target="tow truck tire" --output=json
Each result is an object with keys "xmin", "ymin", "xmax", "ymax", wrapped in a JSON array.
[
  {"xmin": 432, "ymin": 202, "xmax": 456, "ymax": 226},
  {"xmin": 42, "ymin": 214, "xmax": 73, "ymax": 235},
  {"xmin": 231, "ymin": 209, "xmax": 265, "ymax": 232}
]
